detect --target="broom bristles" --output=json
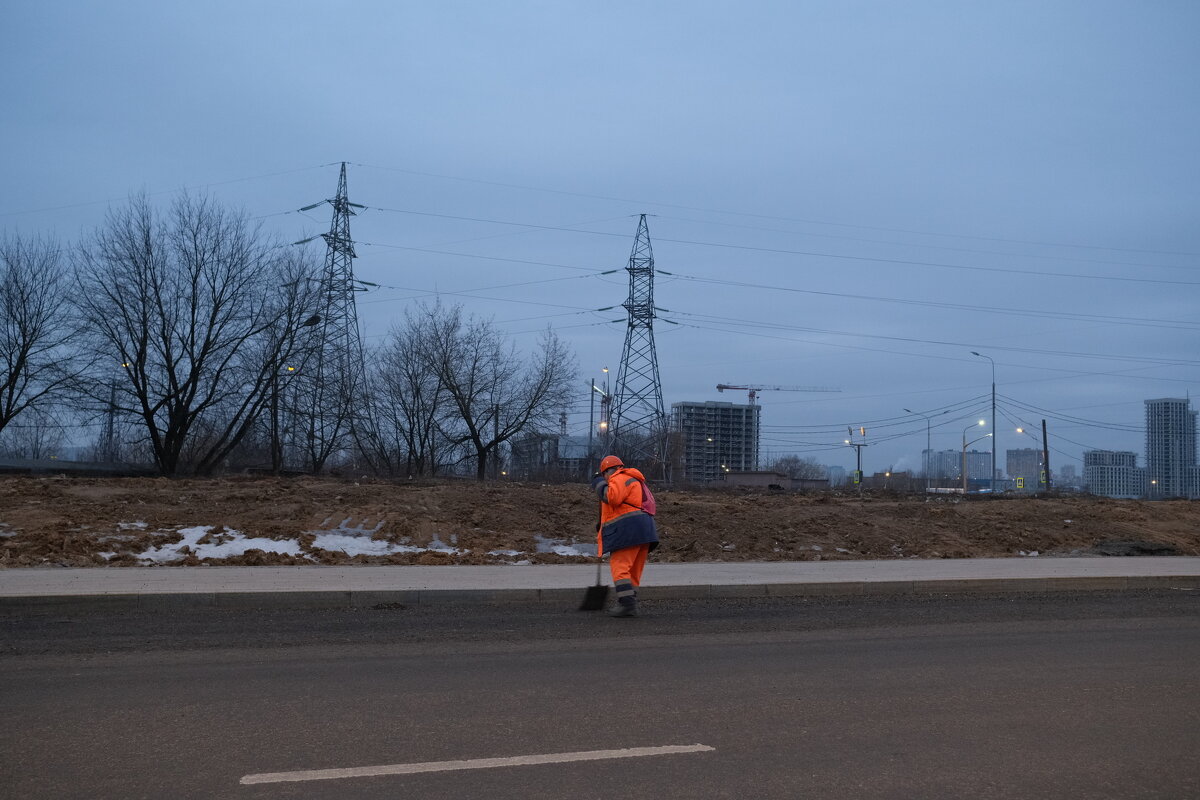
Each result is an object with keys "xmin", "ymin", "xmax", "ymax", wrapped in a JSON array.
[{"xmin": 579, "ymin": 584, "xmax": 610, "ymax": 611}]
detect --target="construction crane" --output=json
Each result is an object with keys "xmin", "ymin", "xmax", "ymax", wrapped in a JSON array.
[{"xmin": 716, "ymin": 384, "xmax": 841, "ymax": 405}]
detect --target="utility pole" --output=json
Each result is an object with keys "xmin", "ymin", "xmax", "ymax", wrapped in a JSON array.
[
  {"xmin": 588, "ymin": 379, "xmax": 595, "ymax": 474},
  {"xmin": 493, "ymin": 403, "xmax": 501, "ymax": 479},
  {"xmin": 972, "ymin": 352, "xmax": 997, "ymax": 493},
  {"xmin": 1041, "ymin": 419, "xmax": 1051, "ymax": 491},
  {"xmin": 611, "ymin": 215, "xmax": 666, "ymax": 471},
  {"xmin": 845, "ymin": 426, "xmax": 868, "ymax": 495},
  {"xmin": 271, "ymin": 369, "xmax": 280, "ymax": 474}
]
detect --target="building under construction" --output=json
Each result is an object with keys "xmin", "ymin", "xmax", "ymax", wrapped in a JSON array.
[{"xmin": 672, "ymin": 401, "xmax": 760, "ymax": 484}]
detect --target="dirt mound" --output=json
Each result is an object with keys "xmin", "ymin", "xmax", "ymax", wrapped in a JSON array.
[{"xmin": 1, "ymin": 475, "xmax": 1197, "ymax": 567}]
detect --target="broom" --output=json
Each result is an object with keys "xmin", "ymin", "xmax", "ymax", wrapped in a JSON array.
[{"xmin": 579, "ymin": 509, "xmax": 609, "ymax": 611}]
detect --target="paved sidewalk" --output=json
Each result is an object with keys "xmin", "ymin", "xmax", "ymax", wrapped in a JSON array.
[{"xmin": 2, "ymin": 557, "xmax": 1199, "ymax": 612}]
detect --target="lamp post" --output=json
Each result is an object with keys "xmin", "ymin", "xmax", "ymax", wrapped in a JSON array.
[
  {"xmin": 971, "ymin": 352, "xmax": 997, "ymax": 493},
  {"xmin": 270, "ymin": 364, "xmax": 298, "ymax": 474},
  {"xmin": 904, "ymin": 408, "xmax": 947, "ymax": 493},
  {"xmin": 962, "ymin": 419, "xmax": 987, "ymax": 493},
  {"xmin": 271, "ymin": 313, "xmax": 322, "ymax": 474},
  {"xmin": 592, "ymin": 367, "xmax": 612, "ymax": 463}
]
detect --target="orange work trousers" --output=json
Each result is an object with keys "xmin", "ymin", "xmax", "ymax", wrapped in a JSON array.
[{"xmin": 609, "ymin": 543, "xmax": 650, "ymax": 587}]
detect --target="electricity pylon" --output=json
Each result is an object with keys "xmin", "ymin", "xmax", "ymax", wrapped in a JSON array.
[
  {"xmin": 610, "ymin": 214, "xmax": 666, "ymax": 469},
  {"xmin": 299, "ymin": 162, "xmax": 373, "ymax": 472}
]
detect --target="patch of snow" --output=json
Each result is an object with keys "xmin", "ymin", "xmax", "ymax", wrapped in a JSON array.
[
  {"xmin": 310, "ymin": 532, "xmax": 424, "ymax": 557},
  {"xmin": 306, "ymin": 516, "xmax": 457, "ymax": 558},
  {"xmin": 117, "ymin": 521, "xmax": 147, "ymax": 530},
  {"xmin": 137, "ymin": 526, "xmax": 303, "ymax": 563},
  {"xmin": 533, "ymin": 534, "xmax": 592, "ymax": 558},
  {"xmin": 427, "ymin": 534, "xmax": 464, "ymax": 554},
  {"xmin": 488, "ymin": 549, "xmax": 522, "ymax": 557},
  {"xmin": 1019, "ymin": 550, "xmax": 1040, "ymax": 557}
]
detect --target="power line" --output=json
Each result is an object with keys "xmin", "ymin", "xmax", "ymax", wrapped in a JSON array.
[
  {"xmin": 998, "ymin": 394, "xmax": 1144, "ymax": 433},
  {"xmin": 349, "ymin": 162, "xmax": 1200, "ymax": 258},
  {"xmin": 658, "ymin": 272, "xmax": 1200, "ymax": 330},
  {"xmin": 651, "ymin": 213, "xmax": 1200, "ymax": 273},
  {"xmin": 354, "ymin": 207, "xmax": 1200, "ymax": 286},
  {"xmin": 667, "ymin": 315, "xmax": 1200, "ymax": 369}
]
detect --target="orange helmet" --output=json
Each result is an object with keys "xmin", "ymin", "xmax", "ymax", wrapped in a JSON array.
[{"xmin": 599, "ymin": 455, "xmax": 624, "ymax": 473}]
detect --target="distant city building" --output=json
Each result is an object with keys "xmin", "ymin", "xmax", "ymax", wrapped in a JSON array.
[
  {"xmin": 1144, "ymin": 398, "xmax": 1198, "ymax": 498},
  {"xmin": 509, "ymin": 433, "xmax": 591, "ymax": 480},
  {"xmin": 1006, "ymin": 448, "xmax": 1043, "ymax": 491},
  {"xmin": 1059, "ymin": 464, "xmax": 1077, "ymax": 485},
  {"xmin": 672, "ymin": 401, "xmax": 759, "ymax": 484},
  {"xmin": 1083, "ymin": 450, "xmax": 1145, "ymax": 499},
  {"xmin": 924, "ymin": 448, "xmax": 990, "ymax": 482}
]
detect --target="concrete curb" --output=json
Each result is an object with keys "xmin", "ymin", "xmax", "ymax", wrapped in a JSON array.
[{"xmin": 4, "ymin": 574, "xmax": 1198, "ymax": 614}]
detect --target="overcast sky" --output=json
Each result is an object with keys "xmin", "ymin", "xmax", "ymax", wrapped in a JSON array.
[{"xmin": 3, "ymin": 1, "xmax": 1198, "ymax": 476}]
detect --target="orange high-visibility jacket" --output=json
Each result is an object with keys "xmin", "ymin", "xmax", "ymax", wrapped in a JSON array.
[{"xmin": 591, "ymin": 467, "xmax": 659, "ymax": 556}]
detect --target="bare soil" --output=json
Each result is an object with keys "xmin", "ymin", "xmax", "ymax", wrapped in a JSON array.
[{"xmin": 1, "ymin": 475, "xmax": 1197, "ymax": 568}]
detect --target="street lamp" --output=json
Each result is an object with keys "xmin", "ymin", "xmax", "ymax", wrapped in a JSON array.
[
  {"xmin": 971, "ymin": 352, "xmax": 997, "ymax": 493},
  {"xmin": 962, "ymin": 419, "xmax": 987, "ymax": 493},
  {"xmin": 904, "ymin": 408, "xmax": 948, "ymax": 493},
  {"xmin": 272, "ymin": 314, "xmax": 321, "ymax": 474},
  {"xmin": 591, "ymin": 368, "xmax": 612, "ymax": 465}
]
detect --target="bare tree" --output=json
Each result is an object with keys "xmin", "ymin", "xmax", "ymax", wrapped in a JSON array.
[
  {"xmin": 768, "ymin": 454, "xmax": 827, "ymax": 480},
  {"xmin": 418, "ymin": 303, "xmax": 576, "ymax": 480},
  {"xmin": 73, "ymin": 194, "xmax": 322, "ymax": 476},
  {"xmin": 372, "ymin": 309, "xmax": 455, "ymax": 477},
  {"xmin": 0, "ymin": 407, "xmax": 66, "ymax": 460},
  {"xmin": 0, "ymin": 233, "xmax": 80, "ymax": 438}
]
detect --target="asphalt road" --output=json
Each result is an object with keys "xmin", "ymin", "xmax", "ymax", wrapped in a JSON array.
[{"xmin": 3, "ymin": 591, "xmax": 1199, "ymax": 799}]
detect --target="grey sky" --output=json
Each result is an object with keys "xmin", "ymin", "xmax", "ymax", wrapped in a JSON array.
[{"xmin": 3, "ymin": 1, "xmax": 1198, "ymax": 475}]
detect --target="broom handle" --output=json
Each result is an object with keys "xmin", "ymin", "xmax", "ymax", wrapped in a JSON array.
[{"xmin": 596, "ymin": 502, "xmax": 604, "ymax": 583}]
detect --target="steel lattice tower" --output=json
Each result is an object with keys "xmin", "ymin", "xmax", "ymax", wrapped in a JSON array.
[
  {"xmin": 611, "ymin": 214, "xmax": 666, "ymax": 465},
  {"xmin": 302, "ymin": 162, "xmax": 371, "ymax": 471}
]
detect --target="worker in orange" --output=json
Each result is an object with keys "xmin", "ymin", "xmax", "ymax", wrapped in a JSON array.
[{"xmin": 590, "ymin": 455, "xmax": 658, "ymax": 617}]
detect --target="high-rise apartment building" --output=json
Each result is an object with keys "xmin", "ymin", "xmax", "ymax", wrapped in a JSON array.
[
  {"xmin": 1059, "ymin": 464, "xmax": 1078, "ymax": 487},
  {"xmin": 1083, "ymin": 450, "xmax": 1145, "ymax": 499},
  {"xmin": 672, "ymin": 401, "xmax": 759, "ymax": 484},
  {"xmin": 1144, "ymin": 398, "xmax": 1197, "ymax": 498},
  {"xmin": 1006, "ymin": 448, "xmax": 1042, "ymax": 491}
]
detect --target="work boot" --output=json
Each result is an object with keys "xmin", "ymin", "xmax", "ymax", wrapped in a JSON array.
[
  {"xmin": 610, "ymin": 578, "xmax": 638, "ymax": 617},
  {"xmin": 609, "ymin": 599, "xmax": 638, "ymax": 618}
]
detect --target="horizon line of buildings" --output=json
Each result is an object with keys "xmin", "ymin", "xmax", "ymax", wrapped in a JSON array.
[{"xmin": 511, "ymin": 397, "xmax": 1198, "ymax": 499}]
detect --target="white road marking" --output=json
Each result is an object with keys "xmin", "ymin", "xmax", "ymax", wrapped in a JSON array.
[{"xmin": 240, "ymin": 743, "xmax": 716, "ymax": 785}]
